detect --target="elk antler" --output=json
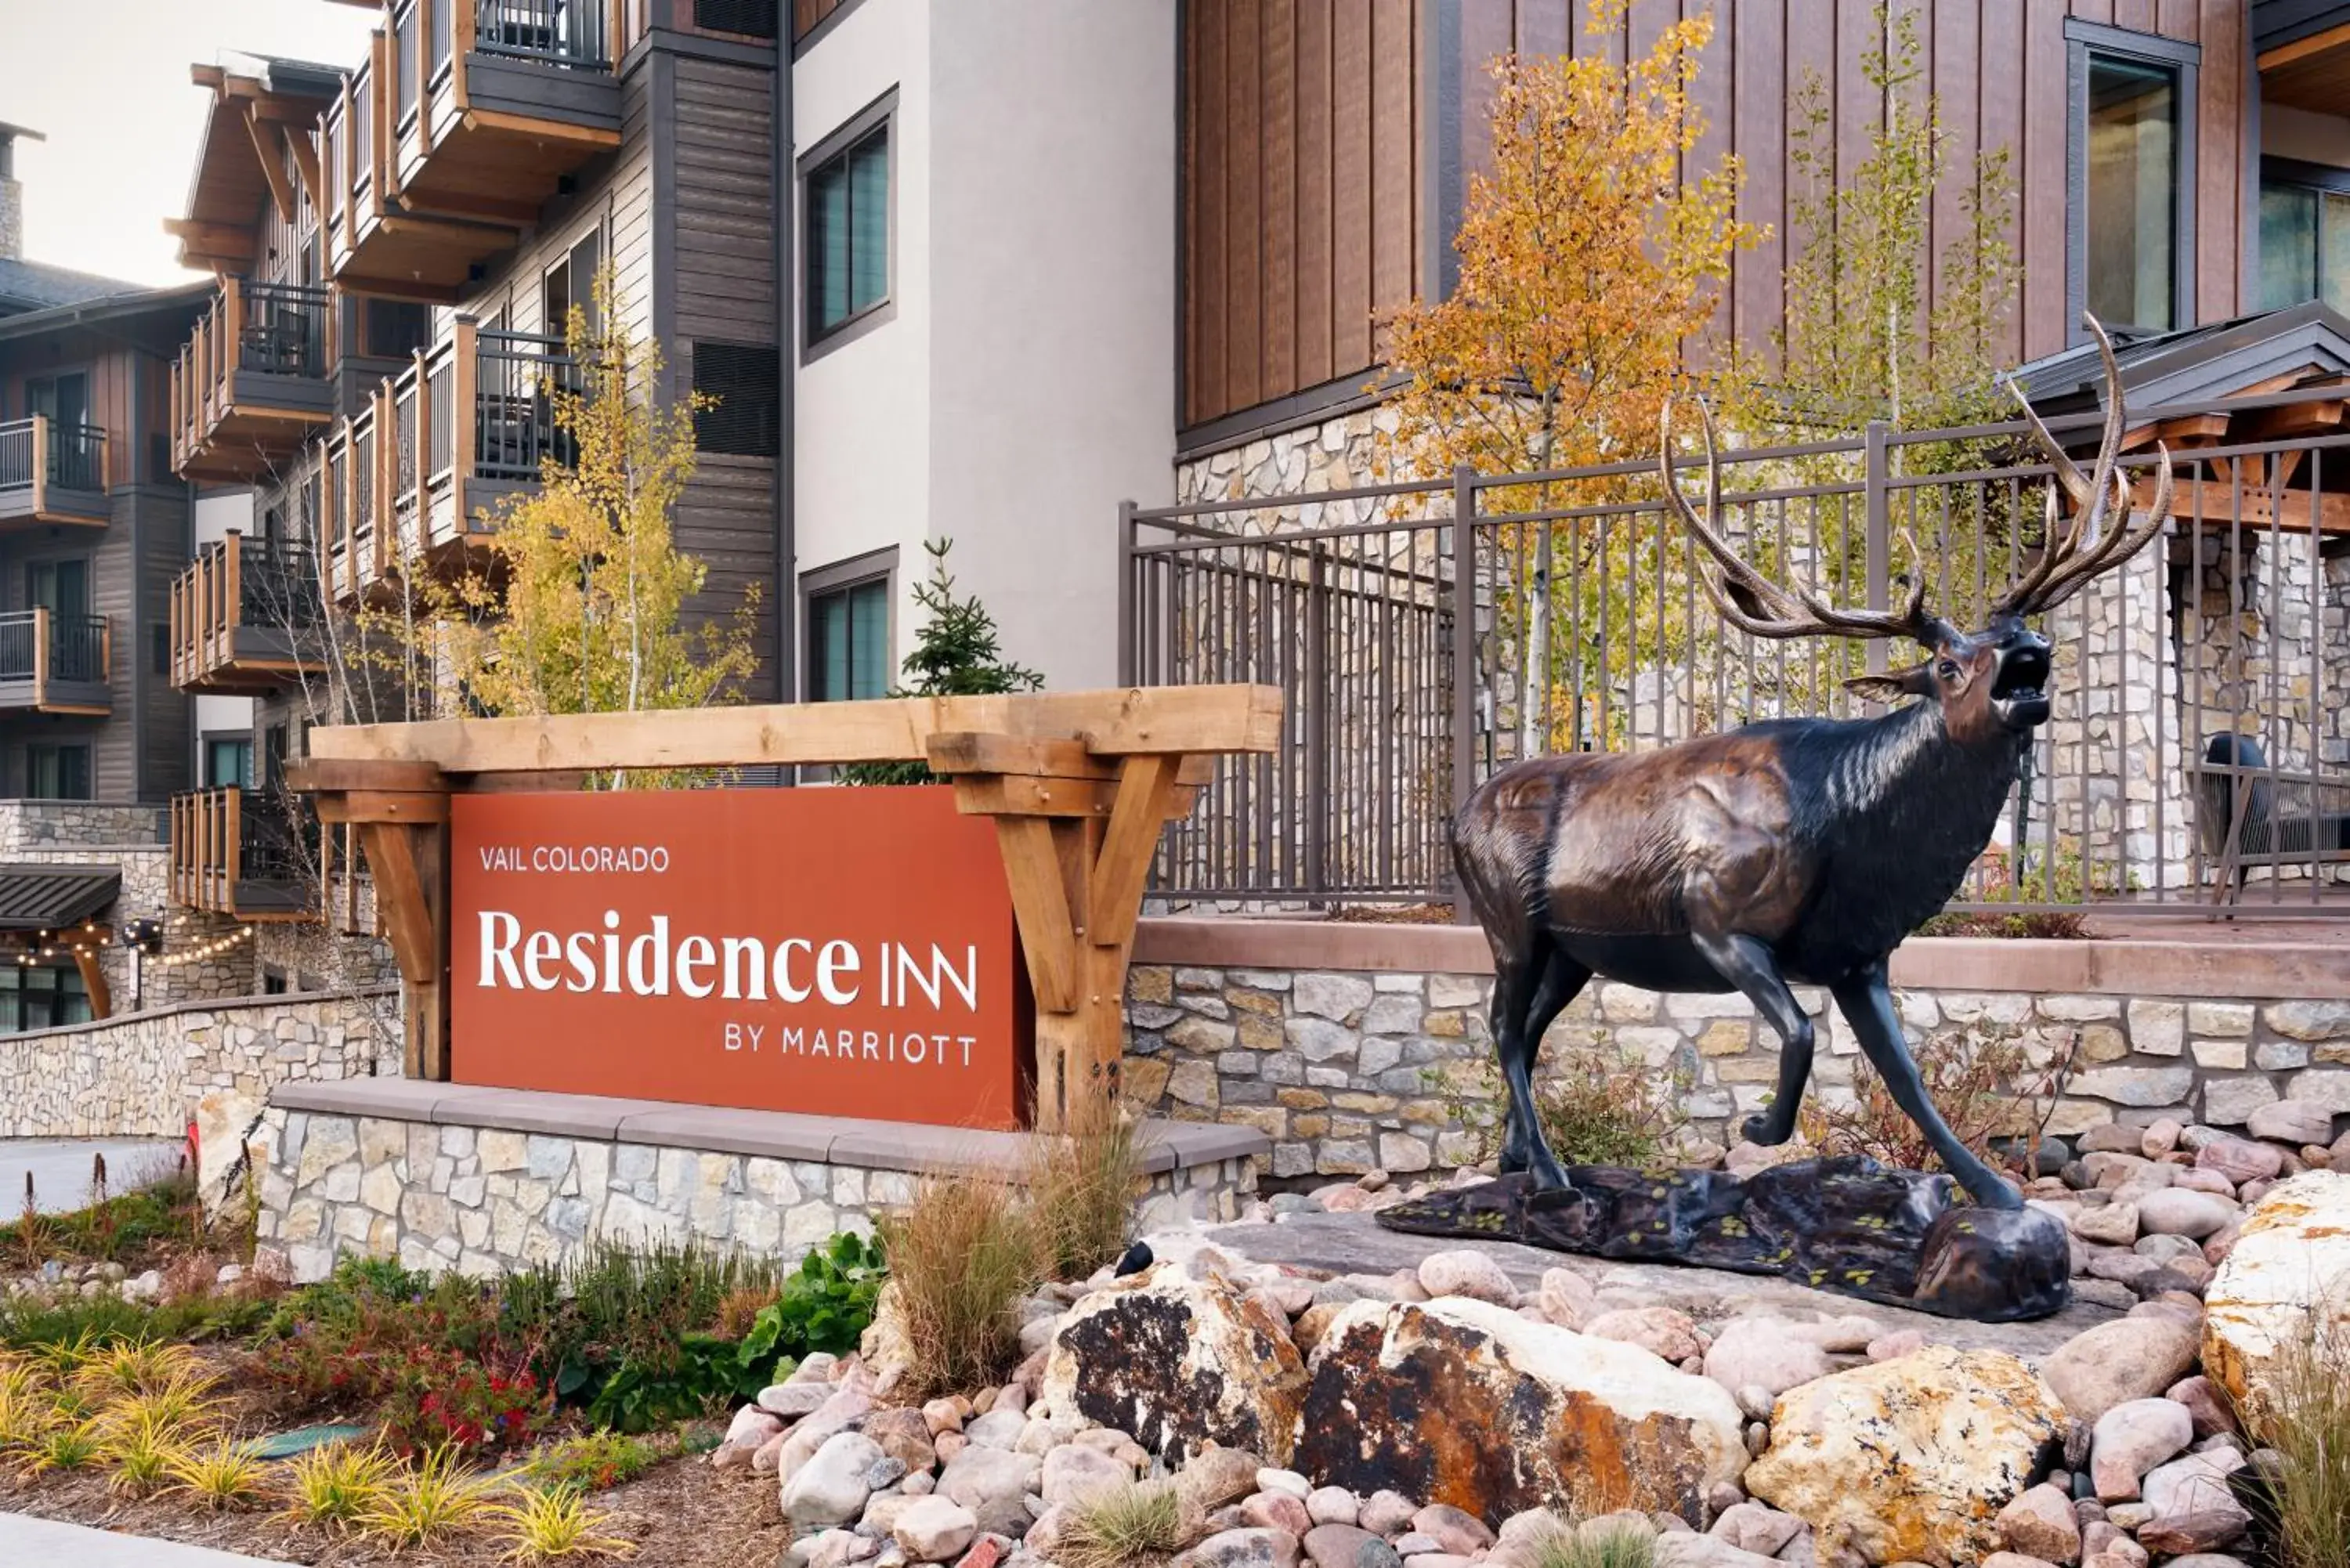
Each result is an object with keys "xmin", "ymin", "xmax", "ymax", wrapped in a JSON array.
[
  {"xmin": 1991, "ymin": 313, "xmax": 2174, "ymax": 620},
  {"xmin": 1659, "ymin": 399, "xmax": 1944, "ymax": 647}
]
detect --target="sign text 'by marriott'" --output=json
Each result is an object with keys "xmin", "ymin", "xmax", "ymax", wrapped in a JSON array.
[{"xmin": 451, "ymin": 788, "xmax": 1025, "ymax": 1129}]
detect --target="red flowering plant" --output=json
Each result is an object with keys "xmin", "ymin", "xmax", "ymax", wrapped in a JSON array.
[{"xmin": 378, "ymin": 1344, "xmax": 554, "ymax": 1458}]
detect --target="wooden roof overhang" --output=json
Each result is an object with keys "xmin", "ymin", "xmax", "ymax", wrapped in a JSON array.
[{"xmin": 171, "ymin": 62, "xmax": 337, "ymax": 273}]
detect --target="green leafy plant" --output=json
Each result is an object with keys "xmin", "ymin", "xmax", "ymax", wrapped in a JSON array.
[
  {"xmin": 840, "ymin": 537, "xmax": 1044, "ymax": 786},
  {"xmin": 0, "ymin": 1290, "xmax": 266, "ymax": 1354},
  {"xmin": 379, "ymin": 1346, "xmax": 555, "ymax": 1458},
  {"xmin": 103, "ymin": 1408, "xmax": 185, "ymax": 1497},
  {"xmin": 0, "ymin": 1164, "xmax": 205, "ymax": 1267},
  {"xmin": 21, "ymin": 1416, "xmax": 105, "ymax": 1474},
  {"xmin": 1424, "ymin": 1046, "xmax": 1690, "ymax": 1171},
  {"xmin": 1799, "ymin": 1020, "xmax": 2077, "ymax": 1176},
  {"xmin": 520, "ymin": 1430, "xmax": 662, "ymax": 1494},
  {"xmin": 1059, "ymin": 1481, "xmax": 1189, "ymax": 1568},
  {"xmin": 493, "ymin": 1484, "xmax": 640, "ymax": 1561},
  {"xmin": 736, "ymin": 1231, "xmax": 888, "ymax": 1377},
  {"xmin": 882, "ymin": 1174, "xmax": 1039, "ymax": 1398},
  {"xmin": 281, "ymin": 1440, "xmax": 402, "ymax": 1530}
]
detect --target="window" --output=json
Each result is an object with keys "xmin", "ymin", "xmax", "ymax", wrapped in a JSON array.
[
  {"xmin": 692, "ymin": 342, "xmax": 782, "ymax": 457},
  {"xmin": 151, "ymin": 623, "xmax": 169, "ymax": 678},
  {"xmin": 27, "ymin": 558, "xmax": 90, "ymax": 619},
  {"xmin": 806, "ymin": 573, "xmax": 891, "ymax": 702},
  {"xmin": 27, "ymin": 744, "xmax": 91, "ymax": 801},
  {"xmin": 803, "ymin": 95, "xmax": 894, "ymax": 348},
  {"xmin": 2259, "ymin": 161, "xmax": 2350, "ymax": 313},
  {"xmin": 2067, "ymin": 24, "xmax": 2196, "ymax": 338},
  {"xmin": 262, "ymin": 967, "xmax": 290, "ymax": 997},
  {"xmin": 543, "ymin": 226, "xmax": 606, "ymax": 342},
  {"xmin": 206, "ymin": 736, "xmax": 255, "ymax": 789},
  {"xmin": 0, "ymin": 964, "xmax": 92, "ymax": 1034}
]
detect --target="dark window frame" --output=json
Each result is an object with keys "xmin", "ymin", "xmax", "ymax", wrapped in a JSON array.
[
  {"xmin": 800, "ymin": 545, "xmax": 898, "ymax": 704},
  {"xmin": 798, "ymin": 87, "xmax": 898, "ymax": 363},
  {"xmin": 204, "ymin": 732, "xmax": 255, "ymax": 789},
  {"xmin": 2065, "ymin": 20, "xmax": 2200, "ymax": 344},
  {"xmin": 26, "ymin": 742, "xmax": 92, "ymax": 802},
  {"xmin": 2256, "ymin": 155, "xmax": 2350, "ymax": 313},
  {"xmin": 541, "ymin": 219, "xmax": 609, "ymax": 345}
]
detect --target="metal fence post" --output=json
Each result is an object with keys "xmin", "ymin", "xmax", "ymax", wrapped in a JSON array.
[
  {"xmin": 1304, "ymin": 540, "xmax": 1329, "ymax": 903},
  {"xmin": 1115, "ymin": 500, "xmax": 1137, "ymax": 687},
  {"xmin": 1863, "ymin": 419, "xmax": 1891, "ymax": 677},
  {"xmin": 1447, "ymin": 466, "xmax": 1478, "ymax": 909}
]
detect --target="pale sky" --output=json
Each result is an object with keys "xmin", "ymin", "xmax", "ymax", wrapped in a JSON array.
[{"xmin": 0, "ymin": 2, "xmax": 378, "ymax": 287}]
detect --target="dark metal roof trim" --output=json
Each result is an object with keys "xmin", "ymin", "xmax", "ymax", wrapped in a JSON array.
[
  {"xmin": 0, "ymin": 281, "xmax": 212, "ymax": 345},
  {"xmin": 2008, "ymin": 301, "xmax": 2350, "ymax": 411},
  {"xmin": 0, "ymin": 865, "xmax": 120, "ymax": 932}
]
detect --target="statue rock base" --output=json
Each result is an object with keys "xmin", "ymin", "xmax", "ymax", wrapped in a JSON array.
[{"xmin": 1373, "ymin": 1155, "xmax": 2071, "ymax": 1322}]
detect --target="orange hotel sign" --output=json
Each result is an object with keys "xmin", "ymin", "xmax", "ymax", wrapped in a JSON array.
[{"xmin": 450, "ymin": 786, "xmax": 1027, "ymax": 1129}]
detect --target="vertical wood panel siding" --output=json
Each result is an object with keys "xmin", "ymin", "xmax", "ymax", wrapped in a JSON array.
[
  {"xmin": 673, "ymin": 57, "xmax": 778, "ymax": 344},
  {"xmin": 1181, "ymin": 0, "xmax": 1423, "ymax": 430}
]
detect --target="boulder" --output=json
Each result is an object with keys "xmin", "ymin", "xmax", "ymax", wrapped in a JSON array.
[
  {"xmin": 2138, "ymin": 1451, "xmax": 2251, "ymax": 1553},
  {"xmin": 1584, "ymin": 1307, "xmax": 1704, "ymax": 1364},
  {"xmin": 1043, "ymin": 1269, "xmax": 1308, "ymax": 1464},
  {"xmin": 193, "ymin": 1089, "xmax": 262, "ymax": 1216},
  {"xmin": 1294, "ymin": 1299, "xmax": 1744, "ymax": 1527},
  {"xmin": 761, "ymin": 1382, "xmax": 833, "ymax": 1418},
  {"xmin": 1702, "ymin": 1320, "xmax": 1833, "ymax": 1402},
  {"xmin": 938, "ymin": 1447, "xmax": 1044, "ymax": 1538},
  {"xmin": 2163, "ymin": 1376, "xmax": 2236, "ymax": 1439},
  {"xmin": 782, "ymin": 1432, "xmax": 889, "ymax": 1530},
  {"xmin": 1415, "ymin": 1251, "xmax": 1516, "ymax": 1306},
  {"xmin": 2202, "ymin": 1171, "xmax": 2350, "ymax": 1418},
  {"xmin": 1994, "ymin": 1483, "xmax": 2080, "ymax": 1563},
  {"xmin": 2088, "ymin": 1399, "xmax": 2192, "ymax": 1501},
  {"xmin": 1743, "ymin": 1346, "xmax": 2066, "ymax": 1566},
  {"xmin": 1654, "ymin": 1537, "xmax": 1786, "ymax": 1568},
  {"xmin": 716, "ymin": 1404, "xmax": 783, "ymax": 1469},
  {"xmin": 894, "ymin": 1497, "xmax": 981, "ymax": 1564},
  {"xmin": 2038, "ymin": 1316, "xmax": 2200, "ymax": 1425},
  {"xmin": 1175, "ymin": 1528, "xmax": 1303, "ymax": 1568}
]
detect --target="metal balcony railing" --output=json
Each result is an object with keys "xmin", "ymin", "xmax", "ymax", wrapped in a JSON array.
[
  {"xmin": 171, "ymin": 787, "xmax": 320, "ymax": 919},
  {"xmin": 169, "ymin": 277, "xmax": 333, "ymax": 479}
]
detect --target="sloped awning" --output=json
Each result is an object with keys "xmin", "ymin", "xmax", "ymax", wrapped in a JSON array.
[{"xmin": 0, "ymin": 865, "xmax": 119, "ymax": 933}]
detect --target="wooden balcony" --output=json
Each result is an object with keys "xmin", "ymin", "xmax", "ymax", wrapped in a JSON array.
[
  {"xmin": 0, "ymin": 609, "xmax": 111, "ymax": 716},
  {"xmin": 320, "ymin": 316, "xmax": 580, "ymax": 604},
  {"xmin": 321, "ymin": 0, "xmax": 622, "ymax": 298},
  {"xmin": 170, "ymin": 788, "xmax": 323, "ymax": 922},
  {"xmin": 169, "ymin": 532, "xmax": 331, "ymax": 695},
  {"xmin": 169, "ymin": 279, "xmax": 338, "ymax": 485},
  {"xmin": 0, "ymin": 417, "xmax": 109, "ymax": 530}
]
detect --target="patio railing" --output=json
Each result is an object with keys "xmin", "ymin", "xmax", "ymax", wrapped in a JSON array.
[{"xmin": 1122, "ymin": 386, "xmax": 2350, "ymax": 918}]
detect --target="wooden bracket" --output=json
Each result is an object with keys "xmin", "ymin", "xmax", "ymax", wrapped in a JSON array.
[{"xmin": 295, "ymin": 757, "xmax": 452, "ymax": 1079}]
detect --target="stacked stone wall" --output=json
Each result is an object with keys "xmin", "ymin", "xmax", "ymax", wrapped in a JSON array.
[{"xmin": 1124, "ymin": 958, "xmax": 2350, "ymax": 1181}]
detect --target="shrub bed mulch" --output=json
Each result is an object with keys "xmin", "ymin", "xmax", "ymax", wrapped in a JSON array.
[{"xmin": 5, "ymin": 1447, "xmax": 790, "ymax": 1567}]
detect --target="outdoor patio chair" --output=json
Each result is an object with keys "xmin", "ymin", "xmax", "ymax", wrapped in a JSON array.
[{"xmin": 2193, "ymin": 732, "xmax": 2350, "ymax": 907}]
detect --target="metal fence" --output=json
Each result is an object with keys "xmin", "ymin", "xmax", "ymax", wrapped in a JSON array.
[{"xmin": 1123, "ymin": 387, "xmax": 2350, "ymax": 918}]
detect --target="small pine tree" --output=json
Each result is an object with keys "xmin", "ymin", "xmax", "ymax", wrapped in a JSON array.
[{"xmin": 841, "ymin": 537, "xmax": 1042, "ymax": 786}]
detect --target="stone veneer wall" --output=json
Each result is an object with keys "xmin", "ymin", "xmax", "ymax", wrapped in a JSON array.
[
  {"xmin": 0, "ymin": 988, "xmax": 398, "ymax": 1139},
  {"xmin": 1122, "ymin": 925, "xmax": 2350, "ymax": 1180},
  {"xmin": 256, "ymin": 1103, "xmax": 1259, "ymax": 1283}
]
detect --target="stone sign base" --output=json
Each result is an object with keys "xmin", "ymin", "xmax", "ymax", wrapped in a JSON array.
[
  {"xmin": 258, "ymin": 1079, "xmax": 1265, "ymax": 1283},
  {"xmin": 1375, "ymin": 1157, "xmax": 2073, "ymax": 1322}
]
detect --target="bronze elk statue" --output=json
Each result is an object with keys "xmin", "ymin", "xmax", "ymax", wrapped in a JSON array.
[{"xmin": 1454, "ymin": 320, "xmax": 2169, "ymax": 1211}]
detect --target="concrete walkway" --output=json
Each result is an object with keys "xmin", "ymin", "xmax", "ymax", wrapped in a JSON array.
[
  {"xmin": 0, "ymin": 1137, "xmax": 185, "ymax": 1216},
  {"xmin": 0, "ymin": 1512, "xmax": 290, "ymax": 1566}
]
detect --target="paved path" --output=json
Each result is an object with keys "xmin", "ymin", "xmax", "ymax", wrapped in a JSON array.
[
  {"xmin": 0, "ymin": 1512, "xmax": 289, "ymax": 1566},
  {"xmin": 0, "ymin": 1137, "xmax": 185, "ymax": 1216}
]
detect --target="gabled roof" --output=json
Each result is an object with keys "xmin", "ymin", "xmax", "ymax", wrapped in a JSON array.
[
  {"xmin": 2009, "ymin": 301, "xmax": 2350, "ymax": 414},
  {"xmin": 0, "ymin": 258, "xmax": 147, "ymax": 319},
  {"xmin": 0, "ymin": 281, "xmax": 212, "ymax": 346},
  {"xmin": 175, "ymin": 54, "xmax": 343, "ymax": 273}
]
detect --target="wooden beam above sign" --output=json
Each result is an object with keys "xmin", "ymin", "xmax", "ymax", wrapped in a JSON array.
[{"xmin": 307, "ymin": 686, "xmax": 1284, "ymax": 773}]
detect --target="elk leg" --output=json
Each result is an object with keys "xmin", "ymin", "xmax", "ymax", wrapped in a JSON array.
[
  {"xmin": 1688, "ymin": 930, "xmax": 1814, "ymax": 1146},
  {"xmin": 1830, "ymin": 963, "xmax": 2023, "ymax": 1210},
  {"xmin": 1492, "ymin": 941, "xmax": 1582, "ymax": 1189}
]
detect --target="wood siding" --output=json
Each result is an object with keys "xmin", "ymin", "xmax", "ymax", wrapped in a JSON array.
[
  {"xmin": 673, "ymin": 56, "xmax": 779, "ymax": 345},
  {"xmin": 1182, "ymin": 0, "xmax": 1426, "ymax": 429},
  {"xmin": 1182, "ymin": 0, "xmax": 2254, "ymax": 429}
]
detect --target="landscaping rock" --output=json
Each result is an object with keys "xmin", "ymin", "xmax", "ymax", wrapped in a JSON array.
[
  {"xmin": 2088, "ymin": 1400, "xmax": 2192, "ymax": 1501},
  {"xmin": 1041, "ymin": 1443, "xmax": 1131, "ymax": 1508},
  {"xmin": 1176, "ymin": 1447, "xmax": 1267, "ymax": 1513},
  {"xmin": 2070, "ymin": 1205, "xmax": 2140, "ymax": 1246},
  {"xmin": 1653, "ymin": 1537, "xmax": 1784, "ymax": 1568},
  {"xmin": 1175, "ymin": 1528, "xmax": 1302, "ymax": 1568},
  {"xmin": 1585, "ymin": 1307, "xmax": 1704, "ymax": 1364},
  {"xmin": 895, "ymin": 1498, "xmax": 981, "ymax": 1564},
  {"xmin": 762, "ymin": 1382, "xmax": 833, "ymax": 1418},
  {"xmin": 938, "ymin": 1447, "xmax": 1044, "ymax": 1539},
  {"xmin": 1703, "ymin": 1319, "xmax": 1833, "ymax": 1401},
  {"xmin": 1246, "ymin": 1494, "xmax": 1314, "ymax": 1537},
  {"xmin": 2194, "ymin": 1139, "xmax": 2283, "ymax": 1186},
  {"xmin": 1307, "ymin": 1487, "xmax": 1359, "ymax": 1527},
  {"xmin": 1043, "ymin": 1271, "xmax": 1307, "ymax": 1465},
  {"xmin": 1743, "ymin": 1346, "xmax": 2066, "ymax": 1566},
  {"xmin": 1304, "ymin": 1523, "xmax": 1402, "ymax": 1568},
  {"xmin": 1259, "ymin": 1469, "xmax": 1312, "ymax": 1499},
  {"xmin": 2164, "ymin": 1376, "xmax": 2236, "ymax": 1438},
  {"xmin": 1359, "ymin": 1490, "xmax": 1419, "ymax": 1538},
  {"xmin": 923, "ymin": 1398, "xmax": 965, "ymax": 1436},
  {"xmin": 2202, "ymin": 1170, "xmax": 2350, "ymax": 1417},
  {"xmin": 1994, "ymin": 1483, "xmax": 2080, "ymax": 1563},
  {"xmin": 1294, "ymin": 1298, "xmax": 1745, "ymax": 1526},
  {"xmin": 2142, "ymin": 1449, "xmax": 2246, "ymax": 1519},
  {"xmin": 868, "ymin": 1408, "xmax": 940, "ymax": 1475},
  {"xmin": 965, "ymin": 1408, "xmax": 1027, "ymax": 1449},
  {"xmin": 1410, "ymin": 1505, "xmax": 1493, "ymax": 1556},
  {"xmin": 784, "ymin": 1433, "xmax": 889, "ymax": 1530},
  {"xmin": 2246, "ymin": 1100, "xmax": 2334, "ymax": 1147},
  {"xmin": 2136, "ymin": 1514, "xmax": 2250, "ymax": 1555},
  {"xmin": 1415, "ymin": 1250, "xmax": 1516, "ymax": 1306},
  {"xmin": 717, "ymin": 1405, "xmax": 783, "ymax": 1469},
  {"xmin": 2133, "ymin": 1190, "xmax": 2236, "ymax": 1239},
  {"xmin": 2038, "ymin": 1316, "xmax": 2201, "ymax": 1425},
  {"xmin": 1708, "ymin": 1503, "xmax": 1803, "ymax": 1558}
]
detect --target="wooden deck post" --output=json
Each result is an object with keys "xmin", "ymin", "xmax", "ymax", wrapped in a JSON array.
[{"xmin": 28, "ymin": 414, "xmax": 46, "ymax": 518}]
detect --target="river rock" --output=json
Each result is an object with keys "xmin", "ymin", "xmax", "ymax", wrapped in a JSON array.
[
  {"xmin": 783, "ymin": 1432, "xmax": 888, "ymax": 1529},
  {"xmin": 1245, "ymin": 1492, "xmax": 1315, "ymax": 1537},
  {"xmin": 894, "ymin": 1497, "xmax": 980, "ymax": 1563},
  {"xmin": 2246, "ymin": 1100, "xmax": 2334, "ymax": 1147},
  {"xmin": 1304, "ymin": 1523, "xmax": 1401, "ymax": 1568},
  {"xmin": 1410, "ymin": 1505, "xmax": 1492, "ymax": 1555},
  {"xmin": 2133, "ymin": 1190, "xmax": 2235, "ymax": 1239},
  {"xmin": 2088, "ymin": 1400, "xmax": 2192, "ymax": 1501},
  {"xmin": 2164, "ymin": 1376, "xmax": 2236, "ymax": 1438},
  {"xmin": 2038, "ymin": 1316, "xmax": 2200, "ymax": 1425},
  {"xmin": 2195, "ymin": 1139, "xmax": 2283, "ymax": 1186},
  {"xmin": 1043, "ymin": 1443, "xmax": 1133, "ymax": 1507},
  {"xmin": 1585, "ymin": 1307, "xmax": 1704, "ymax": 1364},
  {"xmin": 1359, "ymin": 1491, "xmax": 1419, "ymax": 1537},
  {"xmin": 1177, "ymin": 1446, "xmax": 1266, "ymax": 1513},
  {"xmin": 2070, "ymin": 1205, "xmax": 2140, "ymax": 1246},
  {"xmin": 2202, "ymin": 1170, "xmax": 2350, "ymax": 1418},
  {"xmin": 1175, "ymin": 1528, "xmax": 1303, "ymax": 1568},
  {"xmin": 1416, "ymin": 1250, "xmax": 1517, "ymax": 1305},
  {"xmin": 1294, "ymin": 1298, "xmax": 1744, "ymax": 1526},
  {"xmin": 1743, "ymin": 1346, "xmax": 2066, "ymax": 1566},
  {"xmin": 1702, "ymin": 1319, "xmax": 1833, "ymax": 1401},
  {"xmin": 1708, "ymin": 1502, "xmax": 1803, "ymax": 1558},
  {"xmin": 1043, "ymin": 1269, "xmax": 1307, "ymax": 1464},
  {"xmin": 1994, "ymin": 1483, "xmax": 2080, "ymax": 1563},
  {"xmin": 1307, "ymin": 1488, "xmax": 1359, "ymax": 1527},
  {"xmin": 938, "ymin": 1447, "xmax": 1044, "ymax": 1538}
]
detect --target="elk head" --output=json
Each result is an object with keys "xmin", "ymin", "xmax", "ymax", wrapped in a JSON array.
[{"xmin": 1660, "ymin": 317, "xmax": 2172, "ymax": 746}]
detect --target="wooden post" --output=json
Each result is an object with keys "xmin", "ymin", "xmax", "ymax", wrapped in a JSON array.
[
  {"xmin": 29, "ymin": 414, "xmax": 46, "ymax": 518},
  {"xmin": 371, "ymin": 31, "xmax": 393, "ymax": 208},
  {"xmin": 32, "ymin": 605, "xmax": 49, "ymax": 705},
  {"xmin": 414, "ymin": 0, "xmax": 433, "ymax": 150},
  {"xmin": 453, "ymin": 316, "xmax": 478, "ymax": 489},
  {"xmin": 73, "ymin": 944, "xmax": 111, "ymax": 1021},
  {"xmin": 452, "ymin": 0, "xmax": 473, "ymax": 110}
]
